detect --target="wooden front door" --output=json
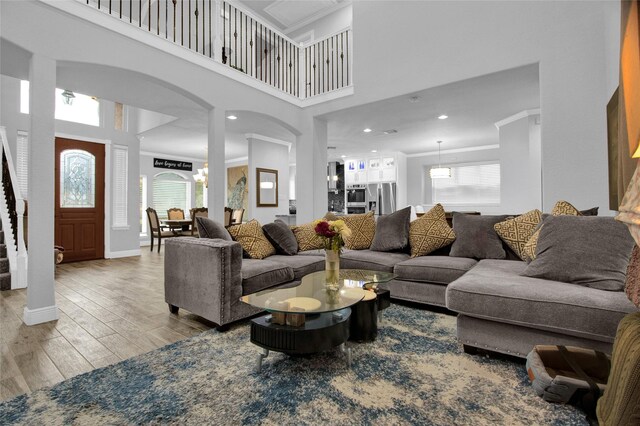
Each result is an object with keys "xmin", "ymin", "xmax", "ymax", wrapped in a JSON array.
[{"xmin": 55, "ymin": 138, "xmax": 105, "ymax": 262}]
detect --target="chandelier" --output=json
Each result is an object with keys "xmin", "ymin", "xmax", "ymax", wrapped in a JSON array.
[
  {"xmin": 429, "ymin": 141, "xmax": 451, "ymax": 179},
  {"xmin": 193, "ymin": 162, "xmax": 208, "ymax": 187}
]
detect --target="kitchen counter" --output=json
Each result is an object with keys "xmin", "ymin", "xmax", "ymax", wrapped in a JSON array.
[{"xmin": 275, "ymin": 214, "xmax": 296, "ymax": 226}]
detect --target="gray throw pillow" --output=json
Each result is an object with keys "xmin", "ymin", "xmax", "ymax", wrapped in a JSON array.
[
  {"xmin": 449, "ymin": 213, "xmax": 509, "ymax": 259},
  {"xmin": 262, "ymin": 220, "xmax": 299, "ymax": 255},
  {"xmin": 522, "ymin": 216, "xmax": 635, "ymax": 291},
  {"xmin": 370, "ymin": 206, "xmax": 411, "ymax": 252},
  {"xmin": 195, "ymin": 216, "xmax": 232, "ymax": 241},
  {"xmin": 580, "ymin": 207, "xmax": 599, "ymax": 216}
]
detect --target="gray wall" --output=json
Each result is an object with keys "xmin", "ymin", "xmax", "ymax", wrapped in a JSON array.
[{"xmin": 248, "ymin": 137, "xmax": 289, "ymax": 224}]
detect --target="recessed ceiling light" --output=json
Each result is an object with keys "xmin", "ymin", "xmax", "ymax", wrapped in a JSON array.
[
  {"xmin": 227, "ymin": 115, "xmax": 237, "ymax": 120},
  {"xmin": 363, "ymin": 128, "xmax": 372, "ymax": 133},
  {"xmin": 438, "ymin": 115, "xmax": 448, "ymax": 120},
  {"xmin": 341, "ymin": 155, "xmax": 346, "ymax": 158},
  {"xmin": 371, "ymin": 150, "xmax": 377, "ymax": 153}
]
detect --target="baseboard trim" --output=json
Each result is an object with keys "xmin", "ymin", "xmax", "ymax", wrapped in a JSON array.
[
  {"xmin": 105, "ymin": 249, "xmax": 141, "ymax": 259},
  {"xmin": 23, "ymin": 305, "xmax": 59, "ymax": 325}
]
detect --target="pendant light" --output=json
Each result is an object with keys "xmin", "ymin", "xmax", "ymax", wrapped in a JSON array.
[{"xmin": 429, "ymin": 141, "xmax": 451, "ymax": 179}]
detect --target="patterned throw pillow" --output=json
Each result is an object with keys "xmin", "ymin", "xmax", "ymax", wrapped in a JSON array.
[
  {"xmin": 342, "ymin": 211, "xmax": 376, "ymax": 250},
  {"xmin": 522, "ymin": 201, "xmax": 583, "ymax": 262},
  {"xmin": 227, "ymin": 220, "xmax": 275, "ymax": 259},
  {"xmin": 292, "ymin": 222, "xmax": 325, "ymax": 252},
  {"xmin": 409, "ymin": 204, "xmax": 456, "ymax": 257},
  {"xmin": 551, "ymin": 200, "xmax": 582, "ymax": 216},
  {"xmin": 494, "ymin": 209, "xmax": 542, "ymax": 261}
]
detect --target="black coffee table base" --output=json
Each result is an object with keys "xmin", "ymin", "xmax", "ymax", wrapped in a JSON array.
[{"xmin": 250, "ymin": 308, "xmax": 352, "ymax": 372}]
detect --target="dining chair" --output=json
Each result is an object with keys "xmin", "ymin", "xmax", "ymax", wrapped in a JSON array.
[
  {"xmin": 190, "ymin": 207, "xmax": 209, "ymax": 236},
  {"xmin": 231, "ymin": 208, "xmax": 245, "ymax": 225},
  {"xmin": 146, "ymin": 207, "xmax": 177, "ymax": 253},
  {"xmin": 224, "ymin": 207, "xmax": 233, "ymax": 227},
  {"xmin": 167, "ymin": 208, "xmax": 185, "ymax": 220}
]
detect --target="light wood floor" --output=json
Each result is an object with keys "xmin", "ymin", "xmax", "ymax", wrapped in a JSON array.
[{"xmin": 0, "ymin": 248, "xmax": 216, "ymax": 402}]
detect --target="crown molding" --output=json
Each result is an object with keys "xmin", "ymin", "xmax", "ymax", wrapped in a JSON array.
[
  {"xmin": 226, "ymin": 156, "xmax": 249, "ymax": 164},
  {"xmin": 406, "ymin": 144, "xmax": 500, "ymax": 158},
  {"xmin": 494, "ymin": 109, "xmax": 541, "ymax": 129},
  {"xmin": 245, "ymin": 133, "xmax": 292, "ymax": 151}
]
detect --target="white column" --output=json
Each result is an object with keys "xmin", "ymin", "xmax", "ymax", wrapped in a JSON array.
[
  {"xmin": 207, "ymin": 108, "xmax": 225, "ymax": 223},
  {"xmin": 24, "ymin": 54, "xmax": 58, "ymax": 325},
  {"xmin": 296, "ymin": 116, "xmax": 328, "ymax": 223}
]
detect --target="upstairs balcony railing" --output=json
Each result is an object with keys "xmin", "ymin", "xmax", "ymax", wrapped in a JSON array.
[{"xmin": 81, "ymin": 0, "xmax": 352, "ymax": 100}]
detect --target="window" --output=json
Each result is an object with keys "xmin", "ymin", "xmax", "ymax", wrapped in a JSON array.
[
  {"xmin": 60, "ymin": 149, "xmax": 96, "ymax": 208},
  {"xmin": 16, "ymin": 131, "xmax": 28, "ymax": 199},
  {"xmin": 140, "ymin": 176, "xmax": 148, "ymax": 235},
  {"xmin": 112, "ymin": 145, "xmax": 129, "ymax": 228},
  {"xmin": 195, "ymin": 181, "xmax": 208, "ymax": 208},
  {"xmin": 431, "ymin": 162, "xmax": 500, "ymax": 205},
  {"xmin": 20, "ymin": 81, "xmax": 100, "ymax": 127},
  {"xmin": 152, "ymin": 172, "xmax": 190, "ymax": 219}
]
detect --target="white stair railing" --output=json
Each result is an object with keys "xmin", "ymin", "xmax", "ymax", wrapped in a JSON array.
[{"xmin": 0, "ymin": 127, "xmax": 28, "ymax": 289}]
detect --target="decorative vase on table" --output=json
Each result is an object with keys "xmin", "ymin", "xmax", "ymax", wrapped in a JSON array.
[{"xmin": 313, "ymin": 218, "xmax": 351, "ymax": 291}]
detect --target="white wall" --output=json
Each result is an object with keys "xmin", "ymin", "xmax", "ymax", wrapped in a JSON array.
[
  {"xmin": 0, "ymin": 74, "xmax": 141, "ymax": 256},
  {"xmin": 310, "ymin": 0, "xmax": 620, "ymax": 215},
  {"xmin": 287, "ymin": 5, "xmax": 352, "ymax": 43},
  {"xmin": 498, "ymin": 114, "xmax": 542, "ymax": 213},
  {"xmin": 247, "ymin": 136, "xmax": 289, "ymax": 224}
]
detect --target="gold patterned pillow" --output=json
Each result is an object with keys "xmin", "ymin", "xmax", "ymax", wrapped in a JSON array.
[
  {"xmin": 409, "ymin": 204, "xmax": 456, "ymax": 257},
  {"xmin": 227, "ymin": 220, "xmax": 275, "ymax": 259},
  {"xmin": 551, "ymin": 200, "xmax": 582, "ymax": 216},
  {"xmin": 291, "ymin": 222, "xmax": 325, "ymax": 252},
  {"xmin": 494, "ymin": 209, "xmax": 542, "ymax": 261},
  {"xmin": 522, "ymin": 201, "xmax": 582, "ymax": 262},
  {"xmin": 342, "ymin": 211, "xmax": 376, "ymax": 250}
]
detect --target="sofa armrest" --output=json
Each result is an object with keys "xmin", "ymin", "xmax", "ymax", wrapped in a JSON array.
[{"xmin": 164, "ymin": 237, "xmax": 246, "ymax": 326}]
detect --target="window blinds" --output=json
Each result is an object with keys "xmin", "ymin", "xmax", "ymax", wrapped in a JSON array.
[
  {"xmin": 112, "ymin": 145, "xmax": 128, "ymax": 227},
  {"xmin": 152, "ymin": 173, "xmax": 189, "ymax": 219},
  {"xmin": 431, "ymin": 163, "xmax": 500, "ymax": 205}
]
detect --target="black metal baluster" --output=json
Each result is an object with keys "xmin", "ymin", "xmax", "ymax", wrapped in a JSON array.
[
  {"xmin": 228, "ymin": 3, "xmax": 232, "ymax": 64},
  {"xmin": 148, "ymin": 0, "xmax": 150, "ymax": 31},
  {"xmin": 119, "ymin": 0, "xmax": 122, "ymax": 18},
  {"xmin": 346, "ymin": 30, "xmax": 349, "ymax": 86},
  {"xmin": 188, "ymin": 0, "xmax": 191, "ymax": 48},
  {"xmin": 305, "ymin": 47, "xmax": 308, "ymax": 98},
  {"xmin": 139, "ymin": 0, "xmax": 141, "ymax": 27},
  {"xmin": 181, "ymin": 0, "xmax": 184, "ymax": 45},
  {"xmin": 202, "ymin": 0, "xmax": 205, "ymax": 54},
  {"xmin": 156, "ymin": 0, "xmax": 159, "ymax": 35},
  {"xmin": 109, "ymin": 0, "xmax": 112, "ymax": 14},
  {"xmin": 165, "ymin": 0, "xmax": 168, "ymax": 38},
  {"xmin": 234, "ymin": 7, "xmax": 237, "ymax": 67},
  {"xmin": 209, "ymin": 0, "xmax": 212, "ymax": 57},
  {"xmin": 130, "ymin": 0, "xmax": 132, "ymax": 23},
  {"xmin": 250, "ymin": 19, "xmax": 254, "ymax": 77},
  {"xmin": 269, "ymin": 30, "xmax": 272, "ymax": 86},
  {"xmin": 173, "ymin": 0, "xmax": 176, "ymax": 42},
  {"xmin": 222, "ymin": 2, "xmax": 226, "ymax": 62},
  {"xmin": 277, "ymin": 35, "xmax": 281, "ymax": 90},
  {"xmin": 340, "ymin": 32, "xmax": 344, "ymax": 88},
  {"xmin": 195, "ymin": 3, "xmax": 199, "ymax": 52}
]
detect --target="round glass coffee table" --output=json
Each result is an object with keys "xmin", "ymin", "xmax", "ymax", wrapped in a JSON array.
[{"xmin": 240, "ymin": 269, "xmax": 395, "ymax": 372}]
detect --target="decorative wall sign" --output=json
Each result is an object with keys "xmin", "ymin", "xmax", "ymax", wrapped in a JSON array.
[{"xmin": 153, "ymin": 158, "xmax": 193, "ymax": 171}]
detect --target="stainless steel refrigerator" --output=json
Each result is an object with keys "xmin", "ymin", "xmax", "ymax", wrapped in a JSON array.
[{"xmin": 366, "ymin": 182, "xmax": 397, "ymax": 216}]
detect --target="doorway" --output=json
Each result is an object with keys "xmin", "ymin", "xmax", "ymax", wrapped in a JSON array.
[{"xmin": 54, "ymin": 137, "xmax": 105, "ymax": 262}]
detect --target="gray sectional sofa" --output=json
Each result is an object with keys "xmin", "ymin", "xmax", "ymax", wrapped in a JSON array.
[{"xmin": 164, "ymin": 222, "xmax": 637, "ymax": 357}]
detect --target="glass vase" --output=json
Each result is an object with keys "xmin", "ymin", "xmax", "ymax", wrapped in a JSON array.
[{"xmin": 325, "ymin": 249, "xmax": 340, "ymax": 290}]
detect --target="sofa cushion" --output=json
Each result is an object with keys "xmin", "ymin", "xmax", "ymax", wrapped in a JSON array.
[
  {"xmin": 227, "ymin": 220, "xmax": 276, "ymax": 259},
  {"xmin": 292, "ymin": 222, "xmax": 325, "ymax": 251},
  {"xmin": 195, "ymin": 217, "xmax": 232, "ymax": 241},
  {"xmin": 268, "ymin": 255, "xmax": 325, "ymax": 280},
  {"xmin": 446, "ymin": 260, "xmax": 637, "ymax": 342},
  {"xmin": 342, "ymin": 212, "xmax": 376, "ymax": 250},
  {"xmin": 449, "ymin": 213, "xmax": 509, "ymax": 259},
  {"xmin": 409, "ymin": 204, "xmax": 456, "ymax": 257},
  {"xmin": 262, "ymin": 220, "xmax": 298, "ymax": 255},
  {"xmin": 341, "ymin": 249, "xmax": 410, "ymax": 273},
  {"xmin": 296, "ymin": 249, "xmax": 327, "ymax": 257},
  {"xmin": 241, "ymin": 259, "xmax": 294, "ymax": 295},
  {"xmin": 370, "ymin": 207, "xmax": 411, "ymax": 252},
  {"xmin": 494, "ymin": 209, "xmax": 542, "ymax": 261},
  {"xmin": 522, "ymin": 216, "xmax": 635, "ymax": 291},
  {"xmin": 394, "ymin": 256, "xmax": 478, "ymax": 285}
]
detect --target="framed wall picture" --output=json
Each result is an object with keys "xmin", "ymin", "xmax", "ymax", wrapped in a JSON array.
[{"xmin": 256, "ymin": 168, "xmax": 278, "ymax": 207}]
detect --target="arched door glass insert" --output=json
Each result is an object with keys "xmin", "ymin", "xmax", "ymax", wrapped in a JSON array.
[{"xmin": 60, "ymin": 149, "xmax": 96, "ymax": 208}]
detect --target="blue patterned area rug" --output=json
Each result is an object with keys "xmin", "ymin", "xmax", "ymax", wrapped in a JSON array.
[{"xmin": 1, "ymin": 304, "xmax": 587, "ymax": 425}]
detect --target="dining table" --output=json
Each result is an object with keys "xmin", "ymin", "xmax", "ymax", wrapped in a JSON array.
[{"xmin": 161, "ymin": 219, "xmax": 192, "ymax": 233}]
